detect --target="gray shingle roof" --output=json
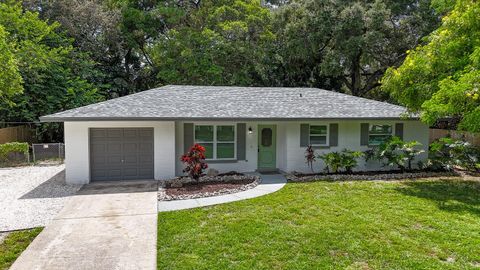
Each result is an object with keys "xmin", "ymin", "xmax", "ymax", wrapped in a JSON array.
[{"xmin": 40, "ymin": 85, "xmax": 413, "ymax": 121}]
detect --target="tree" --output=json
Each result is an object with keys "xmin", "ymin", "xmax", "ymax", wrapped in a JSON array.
[
  {"xmin": 150, "ymin": 0, "xmax": 274, "ymax": 86},
  {"xmin": 0, "ymin": 25, "xmax": 23, "ymax": 100},
  {"xmin": 0, "ymin": 1, "xmax": 103, "ymax": 141},
  {"xmin": 265, "ymin": 0, "xmax": 439, "ymax": 96},
  {"xmin": 382, "ymin": 0, "xmax": 480, "ymax": 132}
]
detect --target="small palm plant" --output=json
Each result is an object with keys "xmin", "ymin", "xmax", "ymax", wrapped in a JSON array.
[{"xmin": 305, "ymin": 145, "xmax": 316, "ymax": 172}]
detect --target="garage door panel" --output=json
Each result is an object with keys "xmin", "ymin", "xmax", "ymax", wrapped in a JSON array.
[
  {"xmin": 124, "ymin": 156, "xmax": 138, "ymax": 164},
  {"xmin": 107, "ymin": 143, "xmax": 122, "ymax": 153},
  {"xmin": 108, "ymin": 169, "xmax": 122, "ymax": 178},
  {"xmin": 91, "ymin": 144, "xmax": 106, "ymax": 154},
  {"xmin": 139, "ymin": 143, "xmax": 153, "ymax": 151},
  {"xmin": 90, "ymin": 129, "xmax": 106, "ymax": 138},
  {"xmin": 107, "ymin": 129, "xmax": 123, "ymax": 138},
  {"xmin": 90, "ymin": 128, "xmax": 154, "ymax": 181},
  {"xmin": 123, "ymin": 143, "xmax": 137, "ymax": 152},
  {"xmin": 123, "ymin": 129, "xmax": 138, "ymax": 138},
  {"xmin": 139, "ymin": 155, "xmax": 153, "ymax": 163},
  {"xmin": 139, "ymin": 168, "xmax": 154, "ymax": 177},
  {"xmin": 139, "ymin": 129, "xmax": 153, "ymax": 137}
]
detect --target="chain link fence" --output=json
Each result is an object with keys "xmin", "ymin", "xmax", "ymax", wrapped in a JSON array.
[{"xmin": 32, "ymin": 143, "xmax": 65, "ymax": 164}]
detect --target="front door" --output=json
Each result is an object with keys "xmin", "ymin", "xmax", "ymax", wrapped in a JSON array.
[{"xmin": 258, "ymin": 125, "xmax": 276, "ymax": 171}]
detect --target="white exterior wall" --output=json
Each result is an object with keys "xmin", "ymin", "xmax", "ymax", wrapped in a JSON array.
[
  {"xmin": 174, "ymin": 121, "xmax": 289, "ymax": 176},
  {"xmin": 175, "ymin": 120, "xmax": 429, "ymax": 176},
  {"xmin": 284, "ymin": 120, "xmax": 429, "ymax": 173},
  {"xmin": 64, "ymin": 119, "xmax": 428, "ymax": 183},
  {"xmin": 64, "ymin": 121, "xmax": 176, "ymax": 184}
]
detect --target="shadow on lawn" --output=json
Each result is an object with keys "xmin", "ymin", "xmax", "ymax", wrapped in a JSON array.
[{"xmin": 395, "ymin": 179, "xmax": 480, "ymax": 216}]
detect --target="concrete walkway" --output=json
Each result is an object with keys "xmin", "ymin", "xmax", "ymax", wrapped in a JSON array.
[
  {"xmin": 158, "ymin": 174, "xmax": 287, "ymax": 212},
  {"xmin": 11, "ymin": 181, "xmax": 158, "ymax": 270}
]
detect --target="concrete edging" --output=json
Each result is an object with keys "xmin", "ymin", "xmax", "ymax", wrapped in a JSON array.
[{"xmin": 158, "ymin": 174, "xmax": 287, "ymax": 212}]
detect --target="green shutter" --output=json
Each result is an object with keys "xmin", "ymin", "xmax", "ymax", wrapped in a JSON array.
[
  {"xmin": 237, "ymin": 123, "xmax": 246, "ymax": 160},
  {"xmin": 329, "ymin": 123, "xmax": 338, "ymax": 147},
  {"xmin": 395, "ymin": 123, "xmax": 404, "ymax": 140},
  {"xmin": 360, "ymin": 123, "xmax": 369, "ymax": 146},
  {"xmin": 300, "ymin": 124, "xmax": 310, "ymax": 147},
  {"xmin": 184, "ymin": 123, "xmax": 194, "ymax": 153}
]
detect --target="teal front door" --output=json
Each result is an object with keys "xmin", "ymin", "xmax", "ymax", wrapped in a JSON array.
[{"xmin": 258, "ymin": 125, "xmax": 276, "ymax": 171}]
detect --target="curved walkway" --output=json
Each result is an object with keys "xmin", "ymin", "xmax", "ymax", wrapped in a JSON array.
[{"xmin": 158, "ymin": 174, "xmax": 287, "ymax": 212}]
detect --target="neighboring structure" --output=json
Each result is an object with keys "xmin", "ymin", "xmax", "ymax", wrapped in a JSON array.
[{"xmin": 40, "ymin": 85, "xmax": 429, "ymax": 184}]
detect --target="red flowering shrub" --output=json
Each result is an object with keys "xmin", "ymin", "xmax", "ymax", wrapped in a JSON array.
[{"xmin": 181, "ymin": 144, "xmax": 208, "ymax": 180}]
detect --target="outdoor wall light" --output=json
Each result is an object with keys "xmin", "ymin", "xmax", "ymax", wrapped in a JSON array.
[{"xmin": 248, "ymin": 127, "xmax": 253, "ymax": 134}]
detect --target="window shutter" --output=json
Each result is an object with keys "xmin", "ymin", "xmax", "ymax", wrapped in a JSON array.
[
  {"xmin": 395, "ymin": 123, "xmax": 404, "ymax": 140},
  {"xmin": 360, "ymin": 123, "xmax": 369, "ymax": 146},
  {"xmin": 300, "ymin": 124, "xmax": 310, "ymax": 147},
  {"xmin": 329, "ymin": 123, "xmax": 338, "ymax": 147},
  {"xmin": 184, "ymin": 123, "xmax": 194, "ymax": 153},
  {"xmin": 237, "ymin": 123, "xmax": 246, "ymax": 160}
]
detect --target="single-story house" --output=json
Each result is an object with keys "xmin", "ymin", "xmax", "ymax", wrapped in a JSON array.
[{"xmin": 40, "ymin": 85, "xmax": 429, "ymax": 184}]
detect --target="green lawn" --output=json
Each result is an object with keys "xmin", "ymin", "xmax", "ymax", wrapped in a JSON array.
[
  {"xmin": 158, "ymin": 179, "xmax": 480, "ymax": 269},
  {"xmin": 0, "ymin": 228, "xmax": 42, "ymax": 270}
]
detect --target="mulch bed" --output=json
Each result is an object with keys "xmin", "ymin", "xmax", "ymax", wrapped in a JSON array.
[
  {"xmin": 165, "ymin": 178, "xmax": 256, "ymax": 197},
  {"xmin": 287, "ymin": 170, "xmax": 460, "ymax": 182},
  {"xmin": 158, "ymin": 173, "xmax": 261, "ymax": 201}
]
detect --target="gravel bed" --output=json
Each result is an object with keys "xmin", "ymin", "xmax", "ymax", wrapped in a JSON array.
[
  {"xmin": 286, "ymin": 171, "xmax": 460, "ymax": 182},
  {"xmin": 158, "ymin": 175, "xmax": 260, "ymax": 201},
  {"xmin": 0, "ymin": 165, "xmax": 82, "ymax": 231}
]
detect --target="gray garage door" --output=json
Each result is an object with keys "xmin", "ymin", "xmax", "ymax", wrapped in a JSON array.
[{"xmin": 90, "ymin": 128, "xmax": 154, "ymax": 181}]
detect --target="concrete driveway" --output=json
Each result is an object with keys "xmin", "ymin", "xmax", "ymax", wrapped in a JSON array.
[{"xmin": 10, "ymin": 180, "xmax": 158, "ymax": 270}]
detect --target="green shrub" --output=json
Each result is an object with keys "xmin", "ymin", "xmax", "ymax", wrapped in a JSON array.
[
  {"xmin": 429, "ymin": 138, "xmax": 479, "ymax": 172},
  {"xmin": 0, "ymin": 142, "xmax": 29, "ymax": 164},
  {"xmin": 364, "ymin": 136, "xmax": 424, "ymax": 171},
  {"xmin": 318, "ymin": 149, "xmax": 363, "ymax": 173}
]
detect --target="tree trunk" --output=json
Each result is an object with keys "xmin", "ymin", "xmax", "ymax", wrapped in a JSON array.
[{"xmin": 350, "ymin": 52, "xmax": 362, "ymax": 96}]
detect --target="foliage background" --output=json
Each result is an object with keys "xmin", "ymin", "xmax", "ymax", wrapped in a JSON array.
[{"xmin": 0, "ymin": 0, "xmax": 477, "ymax": 141}]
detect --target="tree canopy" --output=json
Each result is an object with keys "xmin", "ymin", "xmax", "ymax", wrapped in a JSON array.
[
  {"xmin": 0, "ymin": 0, "xmax": 478, "ymax": 141},
  {"xmin": 0, "ymin": 1, "xmax": 103, "ymax": 141},
  {"xmin": 382, "ymin": 0, "xmax": 480, "ymax": 132}
]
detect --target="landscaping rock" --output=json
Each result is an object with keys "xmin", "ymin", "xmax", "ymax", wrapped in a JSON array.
[
  {"xmin": 286, "ymin": 171, "xmax": 460, "ymax": 182},
  {"xmin": 207, "ymin": 168, "xmax": 219, "ymax": 176},
  {"xmin": 158, "ymin": 175, "xmax": 261, "ymax": 201}
]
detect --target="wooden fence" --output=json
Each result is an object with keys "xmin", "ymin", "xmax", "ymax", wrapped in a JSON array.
[
  {"xmin": 429, "ymin": 129, "xmax": 480, "ymax": 146},
  {"xmin": 0, "ymin": 126, "xmax": 36, "ymax": 144}
]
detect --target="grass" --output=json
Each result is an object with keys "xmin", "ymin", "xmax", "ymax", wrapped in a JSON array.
[
  {"xmin": 158, "ymin": 179, "xmax": 480, "ymax": 269},
  {"xmin": 0, "ymin": 228, "xmax": 42, "ymax": 270}
]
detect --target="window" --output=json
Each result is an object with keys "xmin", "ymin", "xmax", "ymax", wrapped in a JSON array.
[
  {"xmin": 368, "ymin": 124, "xmax": 393, "ymax": 145},
  {"xmin": 194, "ymin": 125, "xmax": 235, "ymax": 159},
  {"xmin": 261, "ymin": 128, "xmax": 272, "ymax": 147},
  {"xmin": 310, "ymin": 125, "xmax": 328, "ymax": 146}
]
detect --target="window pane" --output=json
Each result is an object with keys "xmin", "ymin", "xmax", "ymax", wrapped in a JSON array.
[
  {"xmin": 261, "ymin": 128, "xmax": 272, "ymax": 147},
  {"xmin": 217, "ymin": 143, "xmax": 235, "ymax": 158},
  {"xmin": 368, "ymin": 135, "xmax": 391, "ymax": 145},
  {"xmin": 310, "ymin": 125, "xmax": 327, "ymax": 135},
  {"xmin": 310, "ymin": 135, "xmax": 327, "ymax": 145},
  {"xmin": 369, "ymin": 125, "xmax": 392, "ymax": 135},
  {"xmin": 199, "ymin": 143, "xmax": 213, "ymax": 159},
  {"xmin": 195, "ymin": 126, "xmax": 213, "ymax": 141},
  {"xmin": 217, "ymin": 126, "xmax": 235, "ymax": 141}
]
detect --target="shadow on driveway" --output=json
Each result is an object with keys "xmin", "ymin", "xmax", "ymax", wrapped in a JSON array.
[{"xmin": 19, "ymin": 170, "xmax": 79, "ymax": 199}]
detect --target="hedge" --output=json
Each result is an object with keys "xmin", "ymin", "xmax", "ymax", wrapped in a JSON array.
[{"xmin": 0, "ymin": 142, "xmax": 29, "ymax": 163}]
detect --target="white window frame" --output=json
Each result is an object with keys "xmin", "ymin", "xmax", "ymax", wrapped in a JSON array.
[
  {"xmin": 368, "ymin": 124, "xmax": 393, "ymax": 146},
  {"xmin": 309, "ymin": 124, "xmax": 329, "ymax": 146},
  {"xmin": 194, "ymin": 124, "xmax": 236, "ymax": 160}
]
